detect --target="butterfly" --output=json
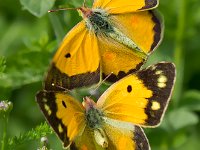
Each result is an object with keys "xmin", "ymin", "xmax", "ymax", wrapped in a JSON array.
[
  {"xmin": 36, "ymin": 62, "xmax": 176, "ymax": 149},
  {"xmin": 44, "ymin": 0, "xmax": 163, "ymax": 90}
]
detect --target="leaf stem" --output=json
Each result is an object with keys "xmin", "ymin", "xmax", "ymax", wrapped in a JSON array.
[
  {"xmin": 1, "ymin": 115, "xmax": 8, "ymax": 150},
  {"xmin": 173, "ymin": 0, "xmax": 186, "ymax": 107},
  {"xmin": 48, "ymin": 13, "xmax": 65, "ymax": 44}
]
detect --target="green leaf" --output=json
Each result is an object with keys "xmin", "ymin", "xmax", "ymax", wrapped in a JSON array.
[
  {"xmin": 8, "ymin": 122, "xmax": 53, "ymax": 149},
  {"xmin": 20, "ymin": 0, "xmax": 56, "ymax": 17},
  {"xmin": 172, "ymin": 132, "xmax": 187, "ymax": 148},
  {"xmin": 180, "ymin": 90, "xmax": 200, "ymax": 111},
  {"xmin": 168, "ymin": 108, "xmax": 199, "ymax": 130}
]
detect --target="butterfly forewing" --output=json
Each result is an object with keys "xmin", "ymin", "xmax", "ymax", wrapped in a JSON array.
[
  {"xmin": 44, "ymin": 21, "xmax": 101, "ymax": 90},
  {"xmin": 97, "ymin": 62, "xmax": 176, "ymax": 127},
  {"xmin": 93, "ymin": 0, "xmax": 158, "ymax": 13},
  {"xmin": 36, "ymin": 91, "xmax": 86, "ymax": 148}
]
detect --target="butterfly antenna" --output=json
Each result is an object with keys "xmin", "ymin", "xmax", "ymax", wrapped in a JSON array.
[
  {"xmin": 89, "ymin": 72, "xmax": 113, "ymax": 97},
  {"xmin": 51, "ymin": 83, "xmax": 71, "ymax": 93},
  {"xmin": 48, "ymin": 7, "xmax": 79, "ymax": 13}
]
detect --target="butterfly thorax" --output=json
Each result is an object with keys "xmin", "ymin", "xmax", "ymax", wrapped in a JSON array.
[
  {"xmin": 83, "ymin": 97, "xmax": 104, "ymax": 129},
  {"xmin": 79, "ymin": 7, "xmax": 147, "ymax": 59},
  {"xmin": 79, "ymin": 7, "xmax": 113, "ymax": 33}
]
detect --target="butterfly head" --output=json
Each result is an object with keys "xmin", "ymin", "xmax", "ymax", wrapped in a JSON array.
[
  {"xmin": 78, "ymin": 7, "xmax": 93, "ymax": 18},
  {"xmin": 78, "ymin": 7, "xmax": 111, "ymax": 33}
]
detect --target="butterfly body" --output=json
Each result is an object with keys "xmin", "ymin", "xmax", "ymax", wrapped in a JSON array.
[
  {"xmin": 84, "ymin": 97, "xmax": 104, "ymax": 129},
  {"xmin": 83, "ymin": 97, "xmax": 109, "ymax": 148}
]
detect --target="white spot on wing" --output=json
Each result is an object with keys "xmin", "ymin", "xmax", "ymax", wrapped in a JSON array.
[
  {"xmin": 151, "ymin": 101, "xmax": 161, "ymax": 110},
  {"xmin": 58, "ymin": 124, "xmax": 63, "ymax": 133},
  {"xmin": 157, "ymin": 82, "xmax": 166, "ymax": 88},
  {"xmin": 158, "ymin": 75, "xmax": 167, "ymax": 83},
  {"xmin": 44, "ymin": 104, "xmax": 51, "ymax": 115},
  {"xmin": 155, "ymin": 70, "xmax": 163, "ymax": 75}
]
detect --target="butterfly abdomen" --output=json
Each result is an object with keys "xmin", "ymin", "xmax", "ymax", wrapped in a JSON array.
[{"xmin": 107, "ymin": 27, "xmax": 147, "ymax": 58}]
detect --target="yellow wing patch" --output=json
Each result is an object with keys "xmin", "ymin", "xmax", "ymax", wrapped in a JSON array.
[
  {"xmin": 53, "ymin": 21, "xmax": 99, "ymax": 76},
  {"xmin": 97, "ymin": 75, "xmax": 152, "ymax": 125},
  {"xmin": 98, "ymin": 35, "xmax": 144, "ymax": 80}
]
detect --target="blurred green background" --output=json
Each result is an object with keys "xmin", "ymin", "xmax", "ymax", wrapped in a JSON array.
[{"xmin": 1, "ymin": 0, "xmax": 200, "ymax": 149}]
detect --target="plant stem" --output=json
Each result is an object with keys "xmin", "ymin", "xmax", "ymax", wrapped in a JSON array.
[
  {"xmin": 173, "ymin": 0, "xmax": 186, "ymax": 107},
  {"xmin": 48, "ymin": 13, "xmax": 65, "ymax": 44},
  {"xmin": 1, "ymin": 115, "xmax": 8, "ymax": 150}
]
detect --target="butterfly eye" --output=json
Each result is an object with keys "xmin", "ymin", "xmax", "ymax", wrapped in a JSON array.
[
  {"xmin": 127, "ymin": 85, "xmax": 132, "ymax": 93},
  {"xmin": 65, "ymin": 53, "xmax": 71, "ymax": 58},
  {"xmin": 62, "ymin": 101, "xmax": 67, "ymax": 108}
]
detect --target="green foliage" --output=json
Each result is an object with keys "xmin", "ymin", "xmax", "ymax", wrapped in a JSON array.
[
  {"xmin": 0, "ymin": 0, "xmax": 200, "ymax": 149},
  {"xmin": 0, "ymin": 57, "xmax": 6, "ymax": 77},
  {"xmin": 168, "ymin": 108, "xmax": 199, "ymax": 130},
  {"xmin": 20, "ymin": 0, "xmax": 56, "ymax": 17},
  {"xmin": 8, "ymin": 122, "xmax": 52, "ymax": 149}
]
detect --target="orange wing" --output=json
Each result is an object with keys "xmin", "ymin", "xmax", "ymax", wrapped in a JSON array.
[
  {"xmin": 103, "ymin": 122, "xmax": 150, "ymax": 150},
  {"xmin": 110, "ymin": 10, "xmax": 163, "ymax": 54},
  {"xmin": 36, "ymin": 91, "xmax": 86, "ymax": 148},
  {"xmin": 93, "ymin": 0, "xmax": 158, "ymax": 14},
  {"xmin": 97, "ymin": 62, "xmax": 176, "ymax": 127},
  {"xmin": 98, "ymin": 10, "xmax": 162, "ymax": 82},
  {"xmin": 71, "ymin": 119, "xmax": 150, "ymax": 150},
  {"xmin": 98, "ymin": 35, "xmax": 144, "ymax": 82},
  {"xmin": 44, "ymin": 21, "xmax": 101, "ymax": 90},
  {"xmin": 70, "ymin": 127, "xmax": 104, "ymax": 150}
]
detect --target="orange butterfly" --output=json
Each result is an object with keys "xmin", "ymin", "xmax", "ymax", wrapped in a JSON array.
[
  {"xmin": 37, "ymin": 62, "xmax": 176, "ymax": 149},
  {"xmin": 44, "ymin": 0, "xmax": 163, "ymax": 90}
]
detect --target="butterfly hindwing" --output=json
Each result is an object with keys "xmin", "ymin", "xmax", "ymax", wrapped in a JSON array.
[
  {"xmin": 99, "ymin": 10, "xmax": 163, "ymax": 82},
  {"xmin": 97, "ymin": 62, "xmax": 176, "ymax": 127},
  {"xmin": 111, "ymin": 10, "xmax": 163, "ymax": 54},
  {"xmin": 44, "ymin": 21, "xmax": 101, "ymax": 90},
  {"xmin": 70, "ymin": 126, "xmax": 104, "ymax": 150},
  {"xmin": 36, "ymin": 91, "xmax": 86, "ymax": 148},
  {"xmin": 103, "ymin": 119, "xmax": 150, "ymax": 150},
  {"xmin": 71, "ymin": 118, "xmax": 150, "ymax": 150}
]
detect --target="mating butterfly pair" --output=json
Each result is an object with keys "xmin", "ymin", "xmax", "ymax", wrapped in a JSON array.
[{"xmin": 36, "ymin": 0, "xmax": 176, "ymax": 149}]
